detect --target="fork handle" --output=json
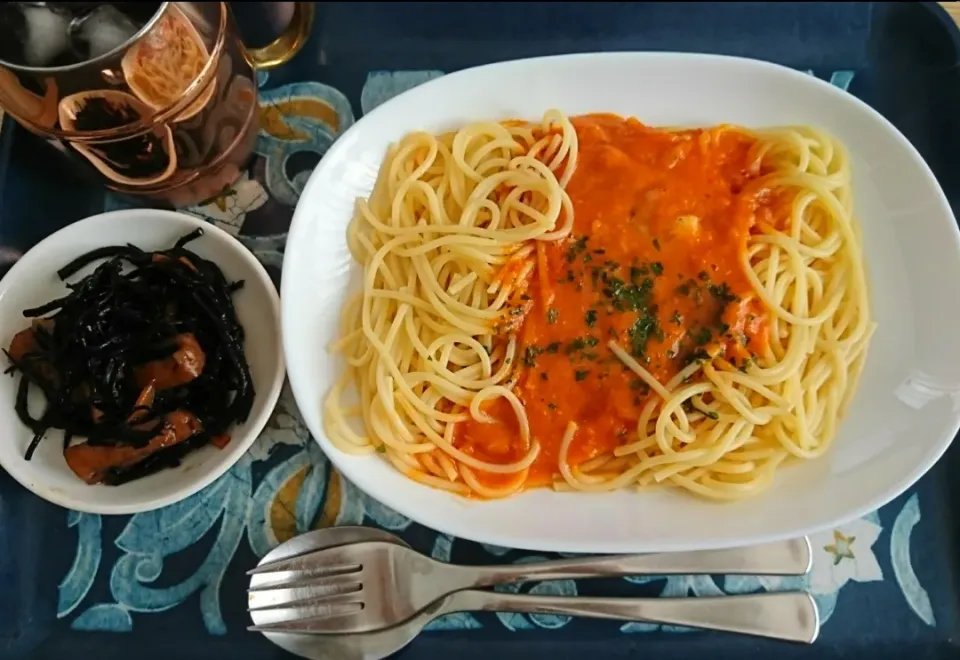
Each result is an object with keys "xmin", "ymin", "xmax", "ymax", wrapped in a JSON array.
[
  {"xmin": 463, "ymin": 537, "xmax": 811, "ymax": 587},
  {"xmin": 445, "ymin": 590, "xmax": 819, "ymax": 643}
]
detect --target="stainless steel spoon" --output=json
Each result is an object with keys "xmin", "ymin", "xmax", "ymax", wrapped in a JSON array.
[
  {"xmin": 249, "ymin": 530, "xmax": 811, "ymax": 632},
  {"xmin": 249, "ymin": 527, "xmax": 818, "ymax": 660}
]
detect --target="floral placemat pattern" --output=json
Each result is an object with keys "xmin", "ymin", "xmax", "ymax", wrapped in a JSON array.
[{"xmin": 69, "ymin": 68, "xmax": 938, "ymax": 638}]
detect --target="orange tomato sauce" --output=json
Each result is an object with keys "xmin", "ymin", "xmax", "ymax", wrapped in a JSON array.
[{"xmin": 456, "ymin": 114, "xmax": 785, "ymax": 490}]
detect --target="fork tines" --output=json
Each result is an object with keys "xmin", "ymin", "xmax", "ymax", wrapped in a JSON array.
[{"xmin": 248, "ymin": 553, "xmax": 365, "ymax": 622}]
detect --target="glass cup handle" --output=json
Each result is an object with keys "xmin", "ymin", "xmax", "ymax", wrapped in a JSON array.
[{"xmin": 245, "ymin": 2, "xmax": 316, "ymax": 70}]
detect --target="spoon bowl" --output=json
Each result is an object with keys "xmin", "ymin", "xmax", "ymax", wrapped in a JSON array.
[{"xmin": 250, "ymin": 527, "xmax": 410, "ymax": 660}]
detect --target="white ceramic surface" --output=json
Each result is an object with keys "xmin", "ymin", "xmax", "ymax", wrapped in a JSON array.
[
  {"xmin": 282, "ymin": 52, "xmax": 960, "ymax": 553},
  {"xmin": 0, "ymin": 210, "xmax": 285, "ymax": 514}
]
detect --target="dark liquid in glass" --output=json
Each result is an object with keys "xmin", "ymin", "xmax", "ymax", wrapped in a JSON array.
[
  {"xmin": 0, "ymin": 1, "xmax": 263, "ymax": 208},
  {"xmin": 0, "ymin": 2, "xmax": 163, "ymax": 68}
]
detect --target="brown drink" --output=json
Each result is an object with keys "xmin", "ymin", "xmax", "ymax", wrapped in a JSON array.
[{"xmin": 0, "ymin": 2, "xmax": 313, "ymax": 207}]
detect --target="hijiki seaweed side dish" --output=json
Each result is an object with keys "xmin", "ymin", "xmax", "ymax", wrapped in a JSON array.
[{"xmin": 4, "ymin": 229, "xmax": 254, "ymax": 486}]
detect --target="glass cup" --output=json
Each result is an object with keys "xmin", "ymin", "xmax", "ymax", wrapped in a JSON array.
[{"xmin": 0, "ymin": 2, "xmax": 314, "ymax": 207}]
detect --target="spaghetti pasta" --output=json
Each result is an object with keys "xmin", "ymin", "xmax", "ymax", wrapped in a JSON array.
[{"xmin": 324, "ymin": 110, "xmax": 875, "ymax": 502}]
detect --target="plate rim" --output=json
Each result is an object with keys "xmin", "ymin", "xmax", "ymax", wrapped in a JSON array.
[
  {"xmin": 283, "ymin": 51, "xmax": 960, "ymax": 552},
  {"xmin": 0, "ymin": 209, "xmax": 286, "ymax": 515}
]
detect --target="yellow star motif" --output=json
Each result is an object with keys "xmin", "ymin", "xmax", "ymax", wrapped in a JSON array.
[
  {"xmin": 210, "ymin": 187, "xmax": 237, "ymax": 212},
  {"xmin": 824, "ymin": 530, "xmax": 857, "ymax": 565}
]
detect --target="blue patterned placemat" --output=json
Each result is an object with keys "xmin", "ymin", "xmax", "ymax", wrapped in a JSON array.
[
  {"xmin": 80, "ymin": 66, "xmax": 938, "ymax": 641},
  {"xmin": 3, "ymin": 3, "xmax": 960, "ymax": 658}
]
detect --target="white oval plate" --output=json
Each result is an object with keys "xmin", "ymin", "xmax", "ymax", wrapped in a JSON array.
[
  {"xmin": 0, "ymin": 210, "xmax": 285, "ymax": 515},
  {"xmin": 283, "ymin": 53, "xmax": 960, "ymax": 553}
]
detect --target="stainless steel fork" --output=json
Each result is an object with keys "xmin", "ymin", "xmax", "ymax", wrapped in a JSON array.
[{"xmin": 248, "ymin": 532, "xmax": 812, "ymax": 633}]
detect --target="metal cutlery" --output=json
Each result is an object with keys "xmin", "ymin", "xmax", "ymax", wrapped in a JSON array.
[
  {"xmin": 248, "ymin": 528, "xmax": 811, "ymax": 633},
  {"xmin": 248, "ymin": 527, "xmax": 818, "ymax": 659},
  {"xmin": 257, "ymin": 587, "xmax": 818, "ymax": 660}
]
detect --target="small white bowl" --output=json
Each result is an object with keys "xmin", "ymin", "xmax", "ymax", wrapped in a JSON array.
[{"xmin": 0, "ymin": 209, "xmax": 284, "ymax": 514}]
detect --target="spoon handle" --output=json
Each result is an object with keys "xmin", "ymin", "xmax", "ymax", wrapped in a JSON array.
[
  {"xmin": 465, "ymin": 537, "xmax": 811, "ymax": 587},
  {"xmin": 447, "ymin": 590, "xmax": 819, "ymax": 643}
]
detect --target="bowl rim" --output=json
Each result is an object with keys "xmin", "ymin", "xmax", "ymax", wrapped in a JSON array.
[{"xmin": 0, "ymin": 209, "xmax": 286, "ymax": 515}]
